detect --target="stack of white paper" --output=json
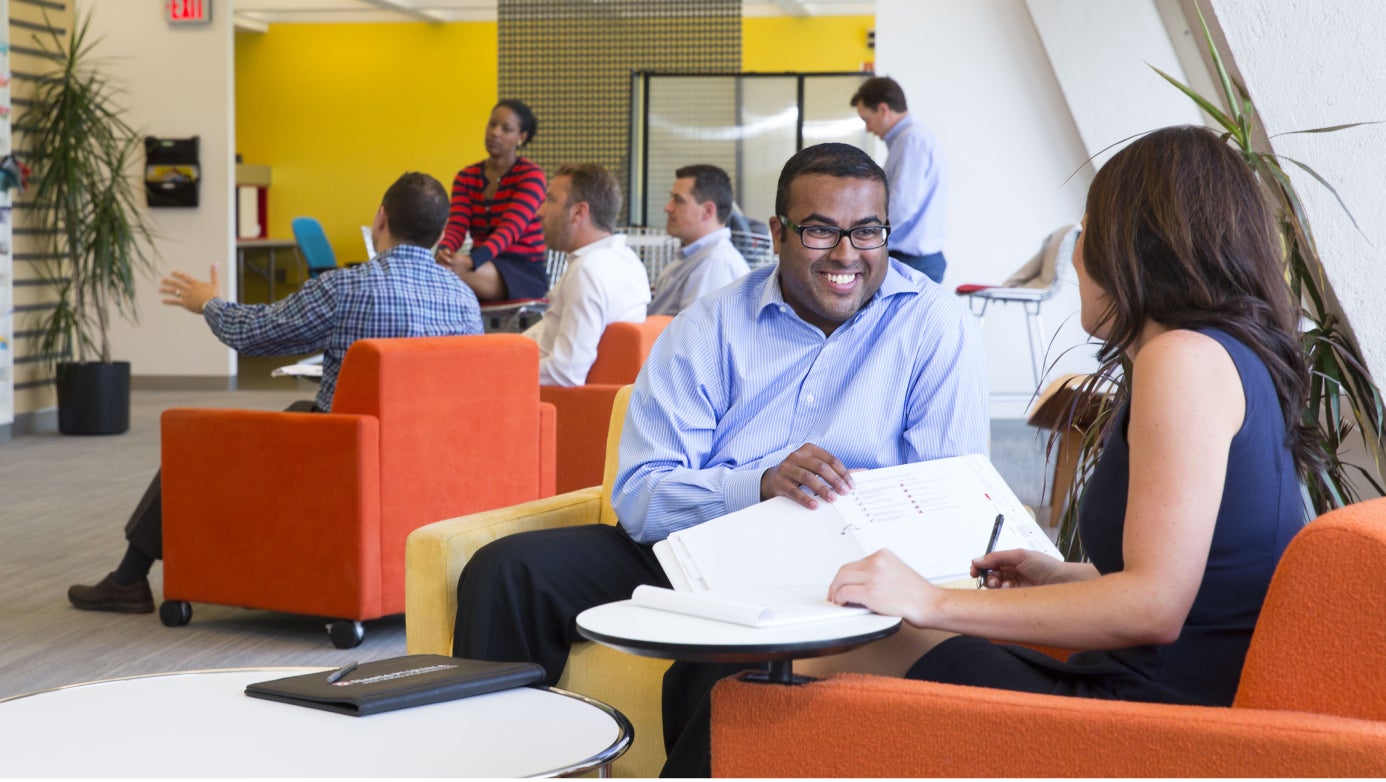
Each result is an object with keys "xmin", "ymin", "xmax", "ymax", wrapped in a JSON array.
[{"xmin": 637, "ymin": 454, "xmax": 1062, "ymax": 627}]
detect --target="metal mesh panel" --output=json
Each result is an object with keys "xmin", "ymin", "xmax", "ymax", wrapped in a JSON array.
[{"xmin": 498, "ymin": 0, "xmax": 741, "ymax": 223}]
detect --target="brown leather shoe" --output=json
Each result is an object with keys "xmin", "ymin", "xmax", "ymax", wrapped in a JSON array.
[{"xmin": 68, "ymin": 572, "xmax": 155, "ymax": 614}]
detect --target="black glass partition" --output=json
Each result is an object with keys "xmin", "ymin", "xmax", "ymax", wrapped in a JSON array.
[{"xmin": 629, "ymin": 72, "xmax": 877, "ymax": 227}]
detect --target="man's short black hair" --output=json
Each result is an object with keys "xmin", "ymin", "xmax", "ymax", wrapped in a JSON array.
[
  {"xmin": 850, "ymin": 76, "xmax": 908, "ymax": 113},
  {"xmin": 381, "ymin": 172, "xmax": 450, "ymax": 247},
  {"xmin": 674, "ymin": 164, "xmax": 734, "ymax": 225},
  {"xmin": 774, "ymin": 143, "xmax": 889, "ymax": 226}
]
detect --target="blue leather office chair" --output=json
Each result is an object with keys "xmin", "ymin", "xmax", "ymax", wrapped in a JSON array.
[{"xmin": 291, "ymin": 216, "xmax": 339, "ymax": 279}]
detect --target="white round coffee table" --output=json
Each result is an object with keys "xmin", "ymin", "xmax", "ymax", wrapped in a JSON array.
[{"xmin": 0, "ymin": 668, "xmax": 630, "ymax": 777}]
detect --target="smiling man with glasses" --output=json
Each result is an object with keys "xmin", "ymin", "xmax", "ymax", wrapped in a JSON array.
[{"xmin": 451, "ymin": 143, "xmax": 988, "ymax": 776}]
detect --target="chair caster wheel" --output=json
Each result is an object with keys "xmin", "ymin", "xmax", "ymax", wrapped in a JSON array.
[
  {"xmin": 159, "ymin": 600, "xmax": 192, "ymax": 627},
  {"xmin": 327, "ymin": 620, "xmax": 364, "ymax": 649}
]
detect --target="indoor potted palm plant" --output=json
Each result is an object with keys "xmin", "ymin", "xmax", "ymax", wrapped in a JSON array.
[{"xmin": 24, "ymin": 11, "xmax": 157, "ymax": 434}]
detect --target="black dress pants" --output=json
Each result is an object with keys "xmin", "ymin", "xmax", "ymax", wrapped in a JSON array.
[
  {"xmin": 889, "ymin": 249, "xmax": 947, "ymax": 283},
  {"xmin": 451, "ymin": 523, "xmax": 669, "ymax": 686}
]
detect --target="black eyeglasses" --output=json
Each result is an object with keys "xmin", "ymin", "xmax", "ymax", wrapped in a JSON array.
[{"xmin": 778, "ymin": 216, "xmax": 890, "ymax": 250}]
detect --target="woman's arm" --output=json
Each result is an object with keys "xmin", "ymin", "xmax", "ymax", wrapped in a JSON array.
[
  {"xmin": 470, "ymin": 163, "xmax": 546, "ymax": 266},
  {"xmin": 437, "ymin": 167, "xmax": 478, "ymax": 254},
  {"xmin": 831, "ymin": 329, "xmax": 1246, "ymax": 650}
]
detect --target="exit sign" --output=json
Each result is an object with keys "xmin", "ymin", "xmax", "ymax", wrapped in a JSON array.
[{"xmin": 167, "ymin": 0, "xmax": 211, "ymax": 24}]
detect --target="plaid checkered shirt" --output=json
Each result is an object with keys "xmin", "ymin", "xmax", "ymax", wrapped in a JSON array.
[{"xmin": 204, "ymin": 243, "xmax": 482, "ymax": 411}]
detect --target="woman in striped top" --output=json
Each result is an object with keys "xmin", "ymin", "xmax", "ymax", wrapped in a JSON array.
[{"xmin": 435, "ymin": 99, "xmax": 549, "ymax": 301}]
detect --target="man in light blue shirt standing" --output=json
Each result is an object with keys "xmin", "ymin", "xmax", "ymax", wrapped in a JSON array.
[
  {"xmin": 648, "ymin": 164, "xmax": 750, "ymax": 316},
  {"xmin": 452, "ymin": 145, "xmax": 987, "ymax": 770},
  {"xmin": 852, "ymin": 75, "xmax": 949, "ymax": 283}
]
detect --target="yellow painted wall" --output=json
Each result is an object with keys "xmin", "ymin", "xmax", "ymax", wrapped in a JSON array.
[
  {"xmin": 234, "ymin": 23, "xmax": 497, "ymax": 263},
  {"xmin": 233, "ymin": 15, "xmax": 873, "ymax": 263},
  {"xmin": 742, "ymin": 15, "xmax": 875, "ymax": 73}
]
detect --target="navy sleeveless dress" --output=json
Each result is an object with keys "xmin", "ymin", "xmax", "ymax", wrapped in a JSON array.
[{"xmin": 907, "ymin": 328, "xmax": 1303, "ymax": 706}]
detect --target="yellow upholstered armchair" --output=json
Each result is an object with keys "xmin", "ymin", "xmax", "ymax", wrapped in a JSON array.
[{"xmin": 405, "ymin": 385, "xmax": 671, "ymax": 777}]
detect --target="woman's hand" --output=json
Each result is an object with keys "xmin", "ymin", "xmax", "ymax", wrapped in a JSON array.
[
  {"xmin": 435, "ymin": 247, "xmax": 474, "ymax": 275},
  {"xmin": 971, "ymin": 548, "xmax": 1074, "ymax": 590},
  {"xmin": 828, "ymin": 549, "xmax": 937, "ymax": 627}
]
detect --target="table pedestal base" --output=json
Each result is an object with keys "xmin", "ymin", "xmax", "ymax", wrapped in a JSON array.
[{"xmin": 747, "ymin": 662, "xmax": 815, "ymax": 686}]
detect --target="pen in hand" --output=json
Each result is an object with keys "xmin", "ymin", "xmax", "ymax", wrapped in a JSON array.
[
  {"xmin": 976, "ymin": 514, "xmax": 1005, "ymax": 589},
  {"xmin": 326, "ymin": 660, "xmax": 359, "ymax": 684}
]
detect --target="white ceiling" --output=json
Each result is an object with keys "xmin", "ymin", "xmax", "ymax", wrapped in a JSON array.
[{"xmin": 231, "ymin": 1, "xmax": 876, "ymax": 33}]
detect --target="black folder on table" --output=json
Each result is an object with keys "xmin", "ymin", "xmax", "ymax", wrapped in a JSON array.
[{"xmin": 245, "ymin": 654, "xmax": 544, "ymax": 717}]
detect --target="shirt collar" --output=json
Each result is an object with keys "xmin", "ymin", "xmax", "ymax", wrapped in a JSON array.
[
  {"xmin": 571, "ymin": 233, "xmax": 626, "ymax": 258},
  {"xmin": 883, "ymin": 113, "xmax": 914, "ymax": 144},
  {"xmin": 679, "ymin": 227, "xmax": 730, "ymax": 259},
  {"xmin": 375, "ymin": 243, "xmax": 434, "ymax": 266}
]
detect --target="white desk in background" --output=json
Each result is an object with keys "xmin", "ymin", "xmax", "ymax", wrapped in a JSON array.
[{"xmin": 237, "ymin": 238, "xmax": 299, "ymax": 302}]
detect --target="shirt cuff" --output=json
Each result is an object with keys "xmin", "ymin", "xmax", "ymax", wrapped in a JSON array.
[
  {"xmin": 469, "ymin": 246, "xmax": 495, "ymax": 268},
  {"xmin": 723, "ymin": 465, "xmax": 768, "ymax": 516},
  {"xmin": 202, "ymin": 297, "xmax": 226, "ymax": 323}
]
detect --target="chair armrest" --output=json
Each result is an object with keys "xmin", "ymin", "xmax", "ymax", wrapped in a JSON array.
[
  {"xmin": 403, "ymin": 484, "xmax": 670, "ymax": 777},
  {"xmin": 538, "ymin": 401, "xmax": 556, "ymax": 497},
  {"xmin": 160, "ymin": 408, "xmax": 382, "ymax": 618},
  {"xmin": 712, "ymin": 673, "xmax": 1386, "ymax": 777},
  {"xmin": 404, "ymin": 486, "xmax": 604, "ymax": 655},
  {"xmin": 540, "ymin": 384, "xmax": 627, "ymax": 493}
]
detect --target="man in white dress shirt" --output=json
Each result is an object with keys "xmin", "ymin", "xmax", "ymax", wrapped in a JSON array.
[
  {"xmin": 524, "ymin": 163, "xmax": 650, "ymax": 386},
  {"xmin": 648, "ymin": 164, "xmax": 750, "ymax": 316}
]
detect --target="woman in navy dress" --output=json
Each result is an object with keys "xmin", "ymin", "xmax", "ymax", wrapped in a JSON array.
[{"xmin": 827, "ymin": 124, "xmax": 1317, "ymax": 707}]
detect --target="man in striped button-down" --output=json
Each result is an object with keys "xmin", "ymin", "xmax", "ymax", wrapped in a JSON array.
[{"xmin": 453, "ymin": 144, "xmax": 989, "ymax": 772}]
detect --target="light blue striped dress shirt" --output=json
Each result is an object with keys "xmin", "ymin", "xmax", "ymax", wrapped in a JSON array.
[
  {"xmin": 613, "ymin": 259, "xmax": 989, "ymax": 543},
  {"xmin": 884, "ymin": 114, "xmax": 948, "ymax": 256}
]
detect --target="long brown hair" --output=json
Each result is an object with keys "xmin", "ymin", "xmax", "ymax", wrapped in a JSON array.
[{"xmin": 1081, "ymin": 125, "xmax": 1318, "ymax": 475}]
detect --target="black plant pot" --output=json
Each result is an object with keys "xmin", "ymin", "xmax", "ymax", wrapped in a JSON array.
[{"xmin": 57, "ymin": 361, "xmax": 131, "ymax": 435}]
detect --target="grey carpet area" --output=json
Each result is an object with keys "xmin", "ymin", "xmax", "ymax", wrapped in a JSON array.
[{"xmin": 0, "ymin": 386, "xmax": 1053, "ymax": 700}]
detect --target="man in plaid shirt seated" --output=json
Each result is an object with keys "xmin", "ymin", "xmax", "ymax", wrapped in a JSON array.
[{"xmin": 67, "ymin": 171, "xmax": 483, "ymax": 615}]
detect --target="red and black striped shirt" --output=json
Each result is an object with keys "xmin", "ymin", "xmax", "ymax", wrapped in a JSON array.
[{"xmin": 437, "ymin": 157, "xmax": 547, "ymax": 266}]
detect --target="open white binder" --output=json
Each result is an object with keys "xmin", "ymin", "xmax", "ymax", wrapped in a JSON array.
[{"xmin": 636, "ymin": 454, "xmax": 1062, "ymax": 627}]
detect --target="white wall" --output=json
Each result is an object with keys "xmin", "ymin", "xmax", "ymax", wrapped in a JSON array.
[
  {"xmin": 875, "ymin": 0, "xmax": 1240, "ymax": 417},
  {"xmin": 875, "ymin": 0, "xmax": 1094, "ymax": 418},
  {"xmin": 82, "ymin": 2, "xmax": 236, "ymax": 381},
  {"xmin": 1209, "ymin": 0, "xmax": 1386, "ymax": 388},
  {"xmin": 1027, "ymin": 0, "xmax": 1205, "ymax": 170}
]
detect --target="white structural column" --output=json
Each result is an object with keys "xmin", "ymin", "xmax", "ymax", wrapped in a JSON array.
[
  {"xmin": 83, "ymin": 0, "xmax": 237, "ymax": 384},
  {"xmin": 1209, "ymin": 0, "xmax": 1386, "ymax": 388}
]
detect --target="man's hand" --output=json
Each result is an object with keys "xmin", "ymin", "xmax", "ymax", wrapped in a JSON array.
[
  {"xmin": 760, "ymin": 442, "xmax": 854, "ymax": 509},
  {"xmin": 160, "ymin": 264, "xmax": 220, "ymax": 314}
]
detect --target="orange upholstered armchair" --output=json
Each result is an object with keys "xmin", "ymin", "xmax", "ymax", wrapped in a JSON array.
[
  {"xmin": 540, "ymin": 315, "xmax": 672, "ymax": 493},
  {"xmin": 158, "ymin": 335, "xmax": 556, "ymax": 648},
  {"xmin": 712, "ymin": 499, "xmax": 1386, "ymax": 777}
]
